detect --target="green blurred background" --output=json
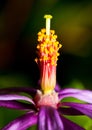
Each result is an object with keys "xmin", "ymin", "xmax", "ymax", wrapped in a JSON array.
[{"xmin": 0, "ymin": 0, "xmax": 92, "ymax": 129}]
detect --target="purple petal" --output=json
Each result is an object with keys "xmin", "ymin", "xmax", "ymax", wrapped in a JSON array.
[
  {"xmin": 58, "ymin": 107, "xmax": 84, "ymax": 115},
  {"xmin": 0, "ymin": 101, "xmax": 36, "ymax": 110},
  {"xmin": 2, "ymin": 111, "xmax": 37, "ymax": 130},
  {"xmin": 0, "ymin": 94, "xmax": 34, "ymax": 104},
  {"xmin": 38, "ymin": 106, "xmax": 64, "ymax": 130},
  {"xmin": 59, "ymin": 88, "xmax": 84, "ymax": 94},
  {"xmin": 62, "ymin": 102, "xmax": 92, "ymax": 118},
  {"xmin": 59, "ymin": 88, "xmax": 92, "ymax": 103},
  {"xmin": 55, "ymin": 83, "xmax": 61, "ymax": 92},
  {"xmin": 60, "ymin": 115, "xmax": 85, "ymax": 130},
  {"xmin": 0, "ymin": 87, "xmax": 36, "ymax": 97}
]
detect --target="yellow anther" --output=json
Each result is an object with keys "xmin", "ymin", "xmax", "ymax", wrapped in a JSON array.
[
  {"xmin": 41, "ymin": 28, "xmax": 46, "ymax": 33},
  {"xmin": 38, "ymin": 32, "xmax": 42, "ymax": 35},
  {"xmin": 40, "ymin": 48, "xmax": 44, "ymax": 52},
  {"xmin": 44, "ymin": 14, "xmax": 53, "ymax": 35},
  {"xmin": 43, "ymin": 56, "xmax": 48, "ymax": 60},
  {"xmin": 59, "ymin": 44, "xmax": 62, "ymax": 48},
  {"xmin": 35, "ymin": 58, "xmax": 38, "ymax": 63},
  {"xmin": 50, "ymin": 30, "xmax": 55, "ymax": 34},
  {"xmin": 56, "ymin": 41, "xmax": 59, "ymax": 45},
  {"xmin": 57, "ymin": 53, "xmax": 60, "ymax": 56},
  {"xmin": 45, "ymin": 49, "xmax": 49, "ymax": 54},
  {"xmin": 37, "ymin": 45, "xmax": 40, "ymax": 49},
  {"xmin": 49, "ymin": 47, "xmax": 54, "ymax": 53},
  {"xmin": 53, "ymin": 35, "xmax": 57, "ymax": 39}
]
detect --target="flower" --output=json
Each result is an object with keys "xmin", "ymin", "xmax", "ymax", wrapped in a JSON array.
[{"xmin": 0, "ymin": 15, "xmax": 92, "ymax": 130}]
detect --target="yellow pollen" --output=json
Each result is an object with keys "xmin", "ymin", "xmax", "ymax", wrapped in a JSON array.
[{"xmin": 36, "ymin": 28, "xmax": 62, "ymax": 66}]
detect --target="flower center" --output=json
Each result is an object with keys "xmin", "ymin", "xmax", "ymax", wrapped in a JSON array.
[{"xmin": 34, "ymin": 90, "xmax": 59, "ymax": 109}]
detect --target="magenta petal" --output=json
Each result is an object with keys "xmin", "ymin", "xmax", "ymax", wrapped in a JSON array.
[
  {"xmin": 0, "ymin": 94, "xmax": 34, "ymax": 104},
  {"xmin": 62, "ymin": 102, "xmax": 92, "ymax": 118},
  {"xmin": 58, "ymin": 107, "xmax": 84, "ymax": 115},
  {"xmin": 2, "ymin": 111, "xmax": 37, "ymax": 130},
  {"xmin": 61, "ymin": 115, "xmax": 85, "ymax": 130},
  {"xmin": 0, "ymin": 87, "xmax": 36, "ymax": 97},
  {"xmin": 38, "ymin": 106, "xmax": 64, "ymax": 130},
  {"xmin": 55, "ymin": 83, "xmax": 61, "ymax": 92},
  {"xmin": 59, "ymin": 88, "xmax": 84, "ymax": 94},
  {"xmin": 59, "ymin": 88, "xmax": 92, "ymax": 103},
  {"xmin": 0, "ymin": 101, "xmax": 36, "ymax": 110}
]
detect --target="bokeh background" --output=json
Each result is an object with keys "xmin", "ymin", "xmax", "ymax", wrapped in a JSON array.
[{"xmin": 0, "ymin": 0, "xmax": 92, "ymax": 129}]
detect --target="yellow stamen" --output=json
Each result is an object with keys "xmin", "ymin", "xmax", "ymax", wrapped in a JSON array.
[
  {"xmin": 36, "ymin": 28, "xmax": 62, "ymax": 66},
  {"xmin": 35, "ymin": 14, "xmax": 62, "ymax": 94}
]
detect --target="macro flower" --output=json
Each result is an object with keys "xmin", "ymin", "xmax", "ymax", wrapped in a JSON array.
[{"xmin": 0, "ymin": 15, "xmax": 92, "ymax": 130}]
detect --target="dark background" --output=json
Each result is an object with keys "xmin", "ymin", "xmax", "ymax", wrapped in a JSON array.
[{"xmin": 0, "ymin": 0, "xmax": 92, "ymax": 129}]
